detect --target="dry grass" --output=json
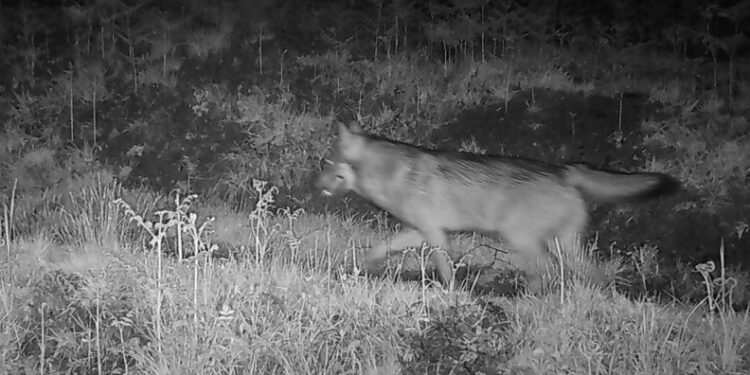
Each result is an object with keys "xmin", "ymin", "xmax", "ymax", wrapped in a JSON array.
[{"xmin": 1, "ymin": 180, "xmax": 748, "ymax": 374}]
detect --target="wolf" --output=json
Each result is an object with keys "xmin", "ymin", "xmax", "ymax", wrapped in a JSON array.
[{"xmin": 316, "ymin": 122, "xmax": 678, "ymax": 291}]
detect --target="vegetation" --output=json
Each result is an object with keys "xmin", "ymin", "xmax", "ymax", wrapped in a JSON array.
[{"xmin": 1, "ymin": 0, "xmax": 749, "ymax": 373}]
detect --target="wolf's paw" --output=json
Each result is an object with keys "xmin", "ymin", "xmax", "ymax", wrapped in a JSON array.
[
  {"xmin": 362, "ymin": 252, "xmax": 383, "ymax": 269},
  {"xmin": 524, "ymin": 275, "xmax": 545, "ymax": 295}
]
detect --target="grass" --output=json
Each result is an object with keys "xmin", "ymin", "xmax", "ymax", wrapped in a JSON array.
[
  {"xmin": 2, "ymin": 1, "xmax": 749, "ymax": 372},
  {"xmin": 1, "ymin": 178, "xmax": 748, "ymax": 375}
]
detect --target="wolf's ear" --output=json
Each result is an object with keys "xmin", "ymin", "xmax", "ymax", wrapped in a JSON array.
[
  {"xmin": 338, "ymin": 121, "xmax": 361, "ymax": 142},
  {"xmin": 337, "ymin": 121, "xmax": 349, "ymax": 136},
  {"xmin": 338, "ymin": 121, "xmax": 364, "ymax": 159},
  {"xmin": 347, "ymin": 121, "xmax": 362, "ymax": 134},
  {"xmin": 338, "ymin": 121, "xmax": 361, "ymax": 137}
]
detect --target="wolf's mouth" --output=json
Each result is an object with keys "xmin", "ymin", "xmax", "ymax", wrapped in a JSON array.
[{"xmin": 321, "ymin": 190, "xmax": 332, "ymax": 197}]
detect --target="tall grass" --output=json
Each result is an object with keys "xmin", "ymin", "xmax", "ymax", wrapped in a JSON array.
[{"xmin": 1, "ymin": 175, "xmax": 748, "ymax": 374}]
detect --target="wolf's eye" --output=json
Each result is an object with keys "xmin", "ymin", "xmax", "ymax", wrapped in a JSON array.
[{"xmin": 335, "ymin": 174, "xmax": 344, "ymax": 180}]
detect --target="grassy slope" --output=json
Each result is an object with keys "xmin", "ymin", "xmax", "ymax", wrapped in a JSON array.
[
  {"xmin": 0, "ymin": 179, "xmax": 748, "ymax": 374},
  {"xmin": 1, "ymin": 4, "xmax": 749, "ymax": 372}
]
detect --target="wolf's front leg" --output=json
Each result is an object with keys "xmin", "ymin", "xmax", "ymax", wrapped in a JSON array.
[{"xmin": 364, "ymin": 228, "xmax": 426, "ymax": 267}]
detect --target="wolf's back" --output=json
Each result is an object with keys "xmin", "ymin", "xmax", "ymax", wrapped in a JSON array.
[{"xmin": 564, "ymin": 164, "xmax": 679, "ymax": 203}]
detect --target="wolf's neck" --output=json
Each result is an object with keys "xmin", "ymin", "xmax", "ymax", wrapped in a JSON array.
[{"xmin": 352, "ymin": 143, "xmax": 415, "ymax": 217}]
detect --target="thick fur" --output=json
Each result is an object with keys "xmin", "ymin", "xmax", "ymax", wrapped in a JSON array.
[{"xmin": 316, "ymin": 122, "xmax": 679, "ymax": 291}]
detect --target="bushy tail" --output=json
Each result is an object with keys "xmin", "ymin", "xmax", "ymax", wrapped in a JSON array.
[{"xmin": 564, "ymin": 164, "xmax": 679, "ymax": 203}]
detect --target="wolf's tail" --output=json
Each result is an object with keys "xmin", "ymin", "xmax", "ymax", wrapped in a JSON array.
[{"xmin": 564, "ymin": 164, "xmax": 679, "ymax": 203}]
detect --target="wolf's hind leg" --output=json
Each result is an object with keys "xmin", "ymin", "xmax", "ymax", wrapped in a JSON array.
[
  {"xmin": 504, "ymin": 235, "xmax": 554, "ymax": 294},
  {"xmin": 554, "ymin": 231, "xmax": 608, "ymax": 288}
]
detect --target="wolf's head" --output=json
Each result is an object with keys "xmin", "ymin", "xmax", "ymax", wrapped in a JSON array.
[{"xmin": 315, "ymin": 122, "xmax": 365, "ymax": 197}]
